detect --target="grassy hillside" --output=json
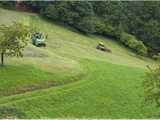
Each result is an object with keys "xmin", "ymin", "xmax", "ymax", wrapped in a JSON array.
[{"xmin": 0, "ymin": 8, "xmax": 159, "ymax": 118}]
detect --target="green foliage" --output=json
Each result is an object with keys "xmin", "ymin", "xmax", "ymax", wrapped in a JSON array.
[
  {"xmin": 42, "ymin": 1, "xmax": 95, "ymax": 34},
  {"xmin": 153, "ymin": 53, "xmax": 160, "ymax": 61},
  {"xmin": 93, "ymin": 18, "xmax": 106, "ymax": 34},
  {"xmin": 140, "ymin": 20, "xmax": 160, "ymax": 54},
  {"xmin": 144, "ymin": 65, "xmax": 160, "ymax": 106},
  {"xmin": 42, "ymin": 3, "xmax": 67, "ymax": 21},
  {"xmin": 93, "ymin": 1, "xmax": 160, "ymax": 55},
  {"xmin": 103, "ymin": 24, "xmax": 117, "ymax": 38},
  {"xmin": 0, "ymin": 22, "xmax": 32, "ymax": 65},
  {"xmin": 136, "ymin": 41, "xmax": 148, "ymax": 56},
  {"xmin": 93, "ymin": 17, "xmax": 118, "ymax": 38},
  {"xmin": 75, "ymin": 16, "xmax": 96, "ymax": 34},
  {"xmin": 0, "ymin": 22, "xmax": 31, "ymax": 56},
  {"xmin": 120, "ymin": 33, "xmax": 148, "ymax": 56},
  {"xmin": 0, "ymin": 1, "xmax": 15, "ymax": 9},
  {"xmin": 21, "ymin": 1, "xmax": 51, "ymax": 12}
]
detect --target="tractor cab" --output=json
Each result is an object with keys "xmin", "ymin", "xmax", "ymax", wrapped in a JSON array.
[{"xmin": 32, "ymin": 32, "xmax": 46, "ymax": 47}]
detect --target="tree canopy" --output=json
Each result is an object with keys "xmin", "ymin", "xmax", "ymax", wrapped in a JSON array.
[
  {"xmin": 144, "ymin": 65, "xmax": 160, "ymax": 106},
  {"xmin": 0, "ymin": 22, "xmax": 32, "ymax": 65}
]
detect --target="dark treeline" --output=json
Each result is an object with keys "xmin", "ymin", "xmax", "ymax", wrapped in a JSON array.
[{"xmin": 0, "ymin": 1, "xmax": 160, "ymax": 58}]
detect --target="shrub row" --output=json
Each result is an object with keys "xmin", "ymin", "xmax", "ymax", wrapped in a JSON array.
[
  {"xmin": 152, "ymin": 53, "xmax": 160, "ymax": 61},
  {"xmin": 93, "ymin": 18, "xmax": 148, "ymax": 56},
  {"xmin": 120, "ymin": 33, "xmax": 148, "ymax": 56},
  {"xmin": 93, "ymin": 17, "xmax": 119, "ymax": 38}
]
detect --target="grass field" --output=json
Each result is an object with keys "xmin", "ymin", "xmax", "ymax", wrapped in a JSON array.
[{"xmin": 0, "ymin": 8, "xmax": 159, "ymax": 118}]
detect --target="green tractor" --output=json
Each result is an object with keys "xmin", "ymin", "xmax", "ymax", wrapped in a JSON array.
[{"xmin": 32, "ymin": 32, "xmax": 46, "ymax": 47}]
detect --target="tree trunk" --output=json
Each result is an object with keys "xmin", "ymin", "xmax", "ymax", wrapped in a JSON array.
[{"xmin": 1, "ymin": 52, "xmax": 4, "ymax": 66}]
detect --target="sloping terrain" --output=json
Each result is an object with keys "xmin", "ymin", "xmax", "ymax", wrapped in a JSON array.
[{"xmin": 0, "ymin": 8, "xmax": 159, "ymax": 118}]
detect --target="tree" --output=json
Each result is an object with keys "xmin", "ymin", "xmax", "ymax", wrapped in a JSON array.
[
  {"xmin": 0, "ymin": 22, "xmax": 32, "ymax": 66},
  {"xmin": 144, "ymin": 65, "xmax": 160, "ymax": 106},
  {"xmin": 75, "ymin": 16, "xmax": 96, "ymax": 34},
  {"xmin": 42, "ymin": 1, "xmax": 95, "ymax": 34}
]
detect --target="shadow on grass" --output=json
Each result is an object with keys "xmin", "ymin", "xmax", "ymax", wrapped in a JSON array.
[{"xmin": 0, "ymin": 106, "xmax": 26, "ymax": 119}]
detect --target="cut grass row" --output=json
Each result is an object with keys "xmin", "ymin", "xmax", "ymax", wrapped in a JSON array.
[
  {"xmin": 0, "ymin": 60, "xmax": 158, "ymax": 118},
  {"xmin": 0, "ymin": 64, "xmax": 85, "ymax": 97}
]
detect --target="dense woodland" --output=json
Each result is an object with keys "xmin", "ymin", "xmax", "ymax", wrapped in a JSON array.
[{"xmin": 0, "ymin": 1, "xmax": 160, "ymax": 58}]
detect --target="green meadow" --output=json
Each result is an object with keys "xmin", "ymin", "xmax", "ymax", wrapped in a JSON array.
[{"xmin": 0, "ymin": 8, "xmax": 159, "ymax": 118}]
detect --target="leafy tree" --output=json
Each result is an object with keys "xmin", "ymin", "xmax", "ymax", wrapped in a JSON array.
[
  {"xmin": 144, "ymin": 65, "xmax": 160, "ymax": 106},
  {"xmin": 75, "ymin": 16, "xmax": 96, "ymax": 34},
  {"xmin": 0, "ymin": 22, "xmax": 32, "ymax": 66},
  {"xmin": 42, "ymin": 1, "xmax": 95, "ymax": 34}
]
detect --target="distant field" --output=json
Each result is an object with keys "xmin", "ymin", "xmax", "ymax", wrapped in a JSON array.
[{"xmin": 0, "ymin": 8, "xmax": 159, "ymax": 118}]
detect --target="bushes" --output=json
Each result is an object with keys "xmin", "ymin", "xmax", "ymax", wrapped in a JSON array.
[
  {"xmin": 42, "ymin": 1, "xmax": 95, "ymax": 34},
  {"xmin": 103, "ymin": 24, "xmax": 118, "ymax": 38},
  {"xmin": 0, "ymin": 1, "xmax": 15, "ymax": 9},
  {"xmin": 93, "ymin": 18, "xmax": 148, "ymax": 56},
  {"xmin": 42, "ymin": 4, "xmax": 60, "ymax": 20},
  {"xmin": 75, "ymin": 16, "xmax": 96, "ymax": 34},
  {"xmin": 93, "ymin": 17, "xmax": 119, "ymax": 38},
  {"xmin": 144, "ymin": 65, "xmax": 160, "ymax": 106},
  {"xmin": 120, "ymin": 33, "xmax": 148, "ymax": 56},
  {"xmin": 93, "ymin": 17, "xmax": 106, "ymax": 34},
  {"xmin": 152, "ymin": 53, "xmax": 160, "ymax": 61}
]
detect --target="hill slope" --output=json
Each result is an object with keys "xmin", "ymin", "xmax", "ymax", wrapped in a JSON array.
[{"xmin": 0, "ymin": 8, "xmax": 159, "ymax": 118}]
